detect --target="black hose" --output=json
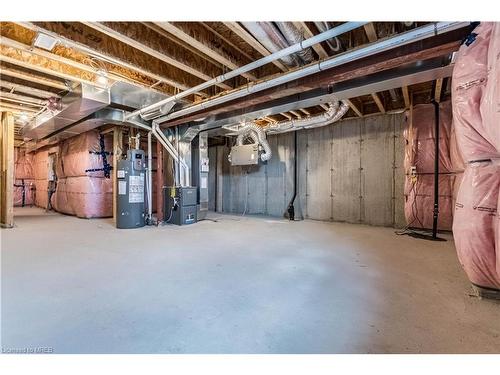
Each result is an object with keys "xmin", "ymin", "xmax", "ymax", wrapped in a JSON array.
[{"xmin": 287, "ymin": 131, "xmax": 298, "ymax": 220}]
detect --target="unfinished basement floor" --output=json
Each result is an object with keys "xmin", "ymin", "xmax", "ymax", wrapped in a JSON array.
[{"xmin": 1, "ymin": 207, "xmax": 499, "ymax": 354}]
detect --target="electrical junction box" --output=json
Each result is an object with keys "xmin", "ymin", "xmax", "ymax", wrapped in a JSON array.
[{"xmin": 230, "ymin": 144, "xmax": 259, "ymax": 166}]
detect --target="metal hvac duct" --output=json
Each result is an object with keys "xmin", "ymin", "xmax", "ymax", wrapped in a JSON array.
[{"xmin": 22, "ymin": 83, "xmax": 110, "ymax": 140}]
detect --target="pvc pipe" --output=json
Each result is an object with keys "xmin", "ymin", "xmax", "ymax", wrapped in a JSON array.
[
  {"xmin": 123, "ymin": 22, "xmax": 366, "ymax": 120},
  {"xmin": 156, "ymin": 22, "xmax": 469, "ymax": 123}
]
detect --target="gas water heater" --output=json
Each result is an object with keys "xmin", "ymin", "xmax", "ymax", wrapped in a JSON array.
[{"xmin": 116, "ymin": 149, "xmax": 146, "ymax": 229}]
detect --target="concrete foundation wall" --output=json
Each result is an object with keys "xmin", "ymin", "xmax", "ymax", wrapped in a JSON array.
[{"xmin": 208, "ymin": 112, "xmax": 406, "ymax": 228}]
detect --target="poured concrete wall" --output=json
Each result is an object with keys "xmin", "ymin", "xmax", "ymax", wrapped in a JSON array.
[{"xmin": 208, "ymin": 112, "xmax": 406, "ymax": 228}]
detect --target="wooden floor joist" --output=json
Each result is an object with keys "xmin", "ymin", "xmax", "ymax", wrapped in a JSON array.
[
  {"xmin": 82, "ymin": 22, "xmax": 232, "ymax": 91},
  {"xmin": 402, "ymin": 86, "xmax": 411, "ymax": 108},
  {"xmin": 345, "ymin": 99, "xmax": 363, "ymax": 117},
  {"xmin": 222, "ymin": 22, "xmax": 288, "ymax": 72},
  {"xmin": 154, "ymin": 22, "xmax": 257, "ymax": 82},
  {"xmin": 371, "ymin": 93, "xmax": 386, "ymax": 113},
  {"xmin": 434, "ymin": 78, "xmax": 443, "ymax": 102},
  {"xmin": 0, "ymin": 66, "xmax": 70, "ymax": 91}
]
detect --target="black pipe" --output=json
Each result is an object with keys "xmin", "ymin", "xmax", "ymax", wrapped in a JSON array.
[
  {"xmin": 287, "ymin": 130, "xmax": 298, "ymax": 221},
  {"xmin": 431, "ymin": 100, "xmax": 440, "ymax": 239}
]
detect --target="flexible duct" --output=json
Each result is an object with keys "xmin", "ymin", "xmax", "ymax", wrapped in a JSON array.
[
  {"xmin": 264, "ymin": 100, "xmax": 348, "ymax": 133},
  {"xmin": 233, "ymin": 123, "xmax": 272, "ymax": 162},
  {"xmin": 275, "ymin": 22, "xmax": 314, "ymax": 64},
  {"xmin": 241, "ymin": 22, "xmax": 299, "ymax": 67},
  {"xmin": 237, "ymin": 129, "xmax": 259, "ymax": 146},
  {"xmin": 314, "ymin": 22, "xmax": 341, "ymax": 52}
]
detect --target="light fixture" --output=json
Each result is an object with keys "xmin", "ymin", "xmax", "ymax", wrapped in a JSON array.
[{"xmin": 33, "ymin": 32, "xmax": 58, "ymax": 51}]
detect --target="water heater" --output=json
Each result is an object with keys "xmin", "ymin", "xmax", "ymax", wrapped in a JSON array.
[{"xmin": 116, "ymin": 149, "xmax": 146, "ymax": 229}]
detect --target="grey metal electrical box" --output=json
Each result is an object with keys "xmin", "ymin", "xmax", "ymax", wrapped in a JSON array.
[
  {"xmin": 164, "ymin": 186, "xmax": 198, "ymax": 225},
  {"xmin": 230, "ymin": 144, "xmax": 259, "ymax": 166},
  {"xmin": 116, "ymin": 149, "xmax": 146, "ymax": 229}
]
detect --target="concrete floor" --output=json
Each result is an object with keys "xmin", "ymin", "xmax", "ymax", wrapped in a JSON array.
[{"xmin": 1, "ymin": 207, "xmax": 499, "ymax": 354}]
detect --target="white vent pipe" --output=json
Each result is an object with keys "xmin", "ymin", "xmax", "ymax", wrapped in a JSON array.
[
  {"xmin": 123, "ymin": 22, "xmax": 366, "ymax": 121},
  {"xmin": 157, "ymin": 22, "xmax": 468, "ymax": 124}
]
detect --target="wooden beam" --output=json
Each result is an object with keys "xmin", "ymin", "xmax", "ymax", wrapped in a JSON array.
[
  {"xmin": 293, "ymin": 22, "xmax": 329, "ymax": 59},
  {"xmin": 371, "ymin": 92, "xmax": 386, "ymax": 113},
  {"xmin": 434, "ymin": 78, "xmax": 443, "ymax": 102},
  {"xmin": 223, "ymin": 22, "xmax": 288, "ymax": 72},
  {"xmin": 319, "ymin": 104, "xmax": 329, "ymax": 111},
  {"xmin": 1, "ymin": 112, "xmax": 15, "ymax": 228},
  {"xmin": 200, "ymin": 22, "xmax": 254, "ymax": 62},
  {"xmin": 299, "ymin": 108, "xmax": 310, "ymax": 116},
  {"xmin": 345, "ymin": 99, "xmax": 363, "ymax": 117},
  {"xmin": 154, "ymin": 22, "xmax": 257, "ymax": 81},
  {"xmin": 112, "ymin": 127, "xmax": 123, "ymax": 226},
  {"xmin": 0, "ymin": 66, "xmax": 69, "ymax": 91},
  {"xmin": 402, "ymin": 86, "xmax": 411, "ymax": 108},
  {"xmin": 82, "ymin": 22, "xmax": 232, "ymax": 91},
  {"xmin": 290, "ymin": 110, "xmax": 302, "ymax": 118},
  {"xmin": 364, "ymin": 23, "xmax": 378, "ymax": 42}
]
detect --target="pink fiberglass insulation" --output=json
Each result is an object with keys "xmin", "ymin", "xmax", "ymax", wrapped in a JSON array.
[
  {"xmin": 480, "ymin": 22, "xmax": 500, "ymax": 152},
  {"xmin": 404, "ymin": 174, "xmax": 454, "ymax": 230},
  {"xmin": 403, "ymin": 100, "xmax": 457, "ymax": 229},
  {"xmin": 404, "ymin": 102, "xmax": 453, "ymax": 174},
  {"xmin": 57, "ymin": 130, "xmax": 113, "ymax": 178},
  {"xmin": 52, "ymin": 176, "xmax": 113, "ymax": 218},
  {"xmin": 452, "ymin": 22, "xmax": 500, "ymax": 292},
  {"xmin": 14, "ymin": 148, "xmax": 34, "ymax": 180},
  {"xmin": 453, "ymin": 161, "xmax": 500, "ymax": 289},
  {"xmin": 452, "ymin": 22, "xmax": 497, "ymax": 162},
  {"xmin": 14, "ymin": 179, "xmax": 35, "ymax": 207}
]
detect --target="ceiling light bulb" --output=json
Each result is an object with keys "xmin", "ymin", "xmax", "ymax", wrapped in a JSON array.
[{"xmin": 33, "ymin": 33, "xmax": 58, "ymax": 51}]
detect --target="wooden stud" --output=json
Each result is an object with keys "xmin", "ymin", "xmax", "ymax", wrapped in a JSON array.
[
  {"xmin": 112, "ymin": 126, "xmax": 123, "ymax": 225},
  {"xmin": 155, "ymin": 22, "xmax": 257, "ymax": 81},
  {"xmin": 371, "ymin": 92, "xmax": 386, "ymax": 113},
  {"xmin": 293, "ymin": 22, "xmax": 329, "ymax": 59},
  {"xmin": 1, "ymin": 112, "xmax": 15, "ymax": 228},
  {"xmin": 223, "ymin": 22, "xmax": 288, "ymax": 72},
  {"xmin": 345, "ymin": 99, "xmax": 363, "ymax": 117},
  {"xmin": 364, "ymin": 23, "xmax": 378, "ymax": 42},
  {"xmin": 402, "ymin": 86, "xmax": 411, "ymax": 108}
]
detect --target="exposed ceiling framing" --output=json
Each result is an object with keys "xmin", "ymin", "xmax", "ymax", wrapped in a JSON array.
[{"xmin": 0, "ymin": 21, "xmax": 469, "ymax": 145}]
